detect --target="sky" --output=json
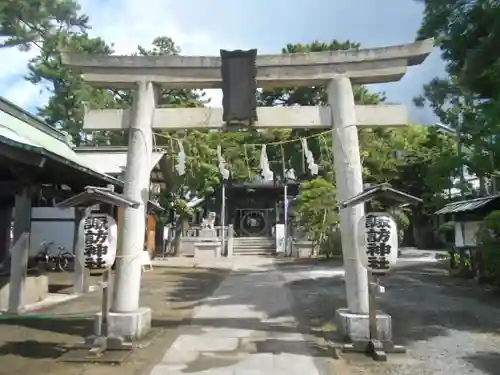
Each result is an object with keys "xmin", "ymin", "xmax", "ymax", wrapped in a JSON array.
[{"xmin": 0, "ymin": 0, "xmax": 445, "ymax": 125}]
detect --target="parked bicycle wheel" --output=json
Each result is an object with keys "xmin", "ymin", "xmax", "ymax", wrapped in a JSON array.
[
  {"xmin": 56, "ymin": 257, "xmax": 68, "ymax": 272},
  {"xmin": 35, "ymin": 241, "xmax": 52, "ymax": 270},
  {"xmin": 58, "ymin": 252, "xmax": 74, "ymax": 272},
  {"xmin": 46, "ymin": 255, "xmax": 59, "ymax": 271}
]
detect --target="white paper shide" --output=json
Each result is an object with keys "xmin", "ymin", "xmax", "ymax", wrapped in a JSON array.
[
  {"xmin": 77, "ymin": 213, "xmax": 118, "ymax": 269},
  {"xmin": 357, "ymin": 212, "xmax": 398, "ymax": 274}
]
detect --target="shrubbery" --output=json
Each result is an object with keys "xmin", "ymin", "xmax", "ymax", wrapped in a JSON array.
[{"xmin": 477, "ymin": 210, "xmax": 500, "ymax": 285}]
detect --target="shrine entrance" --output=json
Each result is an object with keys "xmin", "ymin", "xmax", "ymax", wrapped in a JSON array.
[
  {"xmin": 222, "ymin": 181, "xmax": 299, "ymax": 238},
  {"xmin": 62, "ymin": 39, "xmax": 433, "ymax": 331},
  {"xmin": 235, "ymin": 208, "xmax": 273, "ymax": 237}
]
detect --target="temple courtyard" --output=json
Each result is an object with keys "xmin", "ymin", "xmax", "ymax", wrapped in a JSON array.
[{"xmin": 0, "ymin": 251, "xmax": 499, "ymax": 375}]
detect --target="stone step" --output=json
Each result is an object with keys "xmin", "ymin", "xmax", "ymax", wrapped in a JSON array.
[
  {"xmin": 232, "ymin": 237, "xmax": 276, "ymax": 256},
  {"xmin": 234, "ymin": 246, "xmax": 275, "ymax": 251},
  {"xmin": 234, "ymin": 236, "xmax": 274, "ymax": 241},
  {"xmin": 233, "ymin": 252, "xmax": 276, "ymax": 256},
  {"xmin": 233, "ymin": 238, "xmax": 275, "ymax": 243},
  {"xmin": 233, "ymin": 242, "xmax": 275, "ymax": 245},
  {"xmin": 233, "ymin": 249, "xmax": 276, "ymax": 256},
  {"xmin": 233, "ymin": 242, "xmax": 275, "ymax": 247}
]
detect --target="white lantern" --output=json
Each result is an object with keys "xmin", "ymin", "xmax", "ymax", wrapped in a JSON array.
[
  {"xmin": 357, "ymin": 212, "xmax": 398, "ymax": 274},
  {"xmin": 77, "ymin": 213, "xmax": 118, "ymax": 269}
]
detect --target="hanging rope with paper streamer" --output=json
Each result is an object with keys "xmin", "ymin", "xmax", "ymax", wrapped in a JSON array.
[
  {"xmin": 174, "ymin": 139, "xmax": 186, "ymax": 176},
  {"xmin": 152, "ymin": 129, "xmax": 333, "ymax": 179},
  {"xmin": 301, "ymin": 138, "xmax": 319, "ymax": 176},
  {"xmin": 217, "ymin": 145, "xmax": 230, "ymax": 180},
  {"xmin": 259, "ymin": 144, "xmax": 274, "ymax": 181}
]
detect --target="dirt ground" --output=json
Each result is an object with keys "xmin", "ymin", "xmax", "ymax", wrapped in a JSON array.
[
  {"xmin": 280, "ymin": 259, "xmax": 500, "ymax": 375},
  {"xmin": 47, "ymin": 270, "xmax": 102, "ymax": 294},
  {"xmin": 0, "ymin": 266, "xmax": 228, "ymax": 375}
]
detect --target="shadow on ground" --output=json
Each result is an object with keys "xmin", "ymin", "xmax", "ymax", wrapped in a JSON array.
[
  {"xmin": 464, "ymin": 352, "xmax": 500, "ymax": 375},
  {"xmin": 155, "ymin": 259, "xmax": 500, "ymax": 373},
  {"xmin": 3, "ymin": 258, "xmax": 500, "ymax": 374},
  {"xmin": 0, "ymin": 266, "xmax": 228, "ymax": 375},
  {"xmin": 270, "ymin": 260, "xmax": 500, "ymax": 343}
]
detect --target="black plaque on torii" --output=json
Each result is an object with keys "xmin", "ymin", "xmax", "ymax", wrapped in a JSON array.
[{"xmin": 220, "ymin": 49, "xmax": 258, "ymax": 127}]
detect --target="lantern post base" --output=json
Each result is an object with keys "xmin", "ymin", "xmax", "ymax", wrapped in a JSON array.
[
  {"xmin": 342, "ymin": 339, "xmax": 406, "ymax": 362},
  {"xmin": 93, "ymin": 307, "xmax": 152, "ymax": 340},
  {"xmin": 335, "ymin": 308, "xmax": 392, "ymax": 342},
  {"xmin": 335, "ymin": 308, "xmax": 405, "ymax": 361}
]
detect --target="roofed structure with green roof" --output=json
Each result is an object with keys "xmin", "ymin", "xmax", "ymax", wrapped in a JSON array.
[{"xmin": 0, "ymin": 97, "xmax": 122, "ymax": 190}]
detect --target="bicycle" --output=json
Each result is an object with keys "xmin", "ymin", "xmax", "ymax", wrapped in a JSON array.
[{"xmin": 34, "ymin": 241, "xmax": 75, "ymax": 272}]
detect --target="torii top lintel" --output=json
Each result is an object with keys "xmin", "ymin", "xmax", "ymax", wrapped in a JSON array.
[{"xmin": 61, "ymin": 39, "xmax": 434, "ymax": 90}]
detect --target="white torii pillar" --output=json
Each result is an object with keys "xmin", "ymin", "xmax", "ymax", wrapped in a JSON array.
[
  {"xmin": 111, "ymin": 81, "xmax": 156, "ymax": 320},
  {"xmin": 62, "ymin": 38, "xmax": 433, "ymax": 341},
  {"xmin": 328, "ymin": 76, "xmax": 369, "ymax": 314}
]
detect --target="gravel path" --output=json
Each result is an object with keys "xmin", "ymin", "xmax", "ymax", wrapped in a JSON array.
[{"xmin": 280, "ymin": 258, "xmax": 500, "ymax": 375}]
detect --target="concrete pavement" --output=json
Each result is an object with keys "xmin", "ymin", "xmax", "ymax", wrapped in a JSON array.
[
  {"xmin": 149, "ymin": 257, "xmax": 330, "ymax": 374},
  {"xmin": 148, "ymin": 250, "xmax": 444, "ymax": 374}
]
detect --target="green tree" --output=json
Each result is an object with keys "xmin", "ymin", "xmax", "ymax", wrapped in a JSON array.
[
  {"xmin": 389, "ymin": 125, "xmax": 458, "ymax": 211},
  {"xmin": 416, "ymin": 0, "xmax": 500, "ymax": 99},
  {"xmin": 26, "ymin": 31, "xmax": 117, "ymax": 145},
  {"xmin": 257, "ymin": 41, "xmax": 384, "ymax": 107},
  {"xmin": 27, "ymin": 34, "xmax": 206, "ymax": 146},
  {"xmin": 291, "ymin": 178, "xmax": 340, "ymax": 257},
  {"xmin": 415, "ymin": 0, "xmax": 500, "ymax": 196},
  {"xmin": 0, "ymin": 0, "xmax": 88, "ymax": 48},
  {"xmin": 413, "ymin": 76, "xmax": 498, "ymax": 195},
  {"xmin": 257, "ymin": 40, "xmax": 386, "ymax": 182},
  {"xmin": 112, "ymin": 36, "xmax": 205, "ymax": 109}
]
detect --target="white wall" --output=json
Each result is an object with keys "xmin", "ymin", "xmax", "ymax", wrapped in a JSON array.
[
  {"xmin": 455, "ymin": 221, "xmax": 481, "ymax": 247},
  {"xmin": 29, "ymin": 207, "xmax": 76, "ymax": 257}
]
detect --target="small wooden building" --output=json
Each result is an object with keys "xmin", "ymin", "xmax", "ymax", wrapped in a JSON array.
[{"xmin": 434, "ymin": 195, "xmax": 500, "ymax": 249}]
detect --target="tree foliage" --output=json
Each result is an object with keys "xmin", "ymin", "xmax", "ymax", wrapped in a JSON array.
[
  {"xmin": 0, "ymin": 0, "xmax": 88, "ymax": 49},
  {"xmin": 258, "ymin": 40, "xmax": 384, "ymax": 107},
  {"xmin": 417, "ymin": 0, "xmax": 500, "ymax": 99},
  {"xmin": 477, "ymin": 210, "xmax": 500, "ymax": 285},
  {"xmin": 290, "ymin": 178, "xmax": 340, "ymax": 256},
  {"xmin": 27, "ymin": 32, "xmax": 117, "ymax": 145},
  {"xmin": 415, "ymin": 0, "xmax": 500, "ymax": 196},
  {"xmin": 3, "ymin": 4, "xmax": 460, "ymax": 248}
]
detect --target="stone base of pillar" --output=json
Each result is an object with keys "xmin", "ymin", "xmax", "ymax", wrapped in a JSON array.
[
  {"xmin": 94, "ymin": 307, "xmax": 152, "ymax": 340},
  {"xmin": 335, "ymin": 308, "xmax": 392, "ymax": 342}
]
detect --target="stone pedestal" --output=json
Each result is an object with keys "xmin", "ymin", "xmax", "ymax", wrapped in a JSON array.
[
  {"xmin": 200, "ymin": 228, "xmax": 216, "ymax": 238},
  {"xmin": 94, "ymin": 307, "xmax": 151, "ymax": 340},
  {"xmin": 194, "ymin": 242, "xmax": 221, "ymax": 258},
  {"xmin": 335, "ymin": 308, "xmax": 392, "ymax": 342},
  {"xmin": 0, "ymin": 274, "xmax": 49, "ymax": 312},
  {"xmin": 291, "ymin": 241, "xmax": 314, "ymax": 258}
]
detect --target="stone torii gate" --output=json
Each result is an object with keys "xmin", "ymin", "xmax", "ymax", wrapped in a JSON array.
[{"xmin": 62, "ymin": 38, "xmax": 433, "ymax": 340}]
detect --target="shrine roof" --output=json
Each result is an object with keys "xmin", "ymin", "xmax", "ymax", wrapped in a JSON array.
[
  {"xmin": 229, "ymin": 180, "xmax": 301, "ymax": 189},
  {"xmin": 434, "ymin": 195, "xmax": 500, "ymax": 215},
  {"xmin": 0, "ymin": 97, "xmax": 120, "ymax": 187}
]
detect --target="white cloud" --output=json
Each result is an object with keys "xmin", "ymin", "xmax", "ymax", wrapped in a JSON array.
[
  {"xmin": 80, "ymin": 0, "xmax": 227, "ymax": 106},
  {"xmin": 2, "ymin": 79, "xmax": 49, "ymax": 109},
  {"xmin": 0, "ymin": 38, "xmax": 39, "ymax": 107},
  {"xmin": 0, "ymin": 0, "xmax": 229, "ymax": 111}
]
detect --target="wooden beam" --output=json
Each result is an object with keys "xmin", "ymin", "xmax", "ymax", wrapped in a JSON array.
[
  {"xmin": 0, "ymin": 144, "xmax": 46, "ymax": 167},
  {"xmin": 83, "ymin": 105, "xmax": 408, "ymax": 131}
]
